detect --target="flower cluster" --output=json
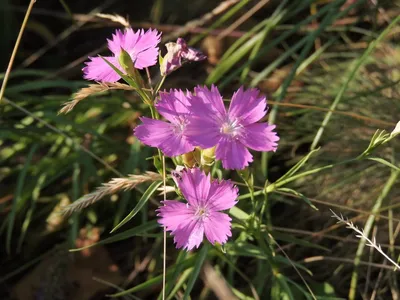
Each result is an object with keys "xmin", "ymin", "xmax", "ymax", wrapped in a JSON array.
[
  {"xmin": 83, "ymin": 28, "xmax": 279, "ymax": 251},
  {"xmin": 135, "ymin": 85, "xmax": 279, "ymax": 169}
]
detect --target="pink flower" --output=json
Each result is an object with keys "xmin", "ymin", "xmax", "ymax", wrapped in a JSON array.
[
  {"xmin": 157, "ymin": 168, "xmax": 238, "ymax": 250},
  {"xmin": 186, "ymin": 86, "xmax": 279, "ymax": 170},
  {"xmin": 134, "ymin": 89, "xmax": 194, "ymax": 157},
  {"xmin": 160, "ymin": 38, "xmax": 206, "ymax": 76},
  {"xmin": 83, "ymin": 28, "xmax": 161, "ymax": 82}
]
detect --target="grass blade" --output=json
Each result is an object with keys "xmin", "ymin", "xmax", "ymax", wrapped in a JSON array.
[
  {"xmin": 6, "ymin": 143, "xmax": 38, "ymax": 254},
  {"xmin": 183, "ymin": 243, "xmax": 210, "ymax": 299}
]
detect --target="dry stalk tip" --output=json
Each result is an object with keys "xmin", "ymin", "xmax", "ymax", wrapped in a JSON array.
[
  {"xmin": 59, "ymin": 82, "xmax": 134, "ymax": 114},
  {"xmin": 62, "ymin": 172, "xmax": 162, "ymax": 215}
]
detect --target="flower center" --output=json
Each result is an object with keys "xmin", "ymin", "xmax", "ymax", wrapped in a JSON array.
[
  {"xmin": 220, "ymin": 118, "xmax": 242, "ymax": 138},
  {"xmin": 173, "ymin": 118, "xmax": 187, "ymax": 136},
  {"xmin": 195, "ymin": 206, "xmax": 209, "ymax": 220}
]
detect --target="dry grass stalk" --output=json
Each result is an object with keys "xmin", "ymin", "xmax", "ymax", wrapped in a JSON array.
[
  {"xmin": 95, "ymin": 13, "xmax": 130, "ymax": 28},
  {"xmin": 59, "ymin": 82, "xmax": 135, "ymax": 114},
  {"xmin": 62, "ymin": 172, "xmax": 162, "ymax": 215},
  {"xmin": 331, "ymin": 210, "xmax": 400, "ymax": 270}
]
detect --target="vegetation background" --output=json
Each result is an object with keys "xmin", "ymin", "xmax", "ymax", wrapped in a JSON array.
[{"xmin": 1, "ymin": 0, "xmax": 400, "ymax": 299}]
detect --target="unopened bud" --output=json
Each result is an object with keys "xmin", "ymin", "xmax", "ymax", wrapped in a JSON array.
[
  {"xmin": 182, "ymin": 148, "xmax": 201, "ymax": 168},
  {"xmin": 201, "ymin": 147, "xmax": 215, "ymax": 166},
  {"xmin": 118, "ymin": 48, "xmax": 135, "ymax": 76}
]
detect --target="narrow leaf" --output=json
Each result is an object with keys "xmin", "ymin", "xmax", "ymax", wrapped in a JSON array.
[{"xmin": 111, "ymin": 181, "xmax": 162, "ymax": 233}]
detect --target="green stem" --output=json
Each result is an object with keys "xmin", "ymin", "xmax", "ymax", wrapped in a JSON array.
[{"xmin": 154, "ymin": 75, "xmax": 167, "ymax": 96}]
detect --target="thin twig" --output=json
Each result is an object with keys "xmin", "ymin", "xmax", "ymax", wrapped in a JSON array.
[{"xmin": 0, "ymin": 0, "xmax": 36, "ymax": 105}]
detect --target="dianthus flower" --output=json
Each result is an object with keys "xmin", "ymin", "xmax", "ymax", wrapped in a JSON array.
[
  {"xmin": 83, "ymin": 28, "xmax": 161, "ymax": 82},
  {"xmin": 134, "ymin": 89, "xmax": 194, "ymax": 157},
  {"xmin": 157, "ymin": 168, "xmax": 238, "ymax": 250},
  {"xmin": 186, "ymin": 86, "xmax": 279, "ymax": 170},
  {"xmin": 160, "ymin": 38, "xmax": 206, "ymax": 76}
]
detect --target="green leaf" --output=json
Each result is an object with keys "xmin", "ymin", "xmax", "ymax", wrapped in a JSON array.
[
  {"xmin": 111, "ymin": 181, "xmax": 162, "ymax": 233},
  {"xmin": 183, "ymin": 243, "xmax": 210, "ymax": 299},
  {"xmin": 226, "ymin": 242, "xmax": 268, "ymax": 259},
  {"xmin": 367, "ymin": 157, "xmax": 400, "ymax": 171},
  {"xmin": 275, "ymin": 148, "xmax": 320, "ymax": 184},
  {"xmin": 276, "ymin": 188, "xmax": 318, "ymax": 210}
]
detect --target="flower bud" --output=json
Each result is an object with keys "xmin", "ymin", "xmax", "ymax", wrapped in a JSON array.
[
  {"xmin": 201, "ymin": 147, "xmax": 215, "ymax": 166},
  {"xmin": 182, "ymin": 148, "xmax": 201, "ymax": 168},
  {"xmin": 118, "ymin": 48, "xmax": 135, "ymax": 76}
]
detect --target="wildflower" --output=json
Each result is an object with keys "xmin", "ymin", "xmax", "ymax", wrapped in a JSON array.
[
  {"xmin": 157, "ymin": 168, "xmax": 238, "ymax": 250},
  {"xmin": 83, "ymin": 28, "xmax": 161, "ymax": 82},
  {"xmin": 134, "ymin": 89, "xmax": 194, "ymax": 157},
  {"xmin": 186, "ymin": 86, "xmax": 279, "ymax": 170},
  {"xmin": 160, "ymin": 38, "xmax": 206, "ymax": 76}
]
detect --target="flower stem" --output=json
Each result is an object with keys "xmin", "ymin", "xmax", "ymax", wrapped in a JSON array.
[{"xmin": 162, "ymin": 154, "xmax": 167, "ymax": 300}]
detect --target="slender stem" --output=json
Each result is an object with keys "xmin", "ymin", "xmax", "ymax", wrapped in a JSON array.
[
  {"xmin": 0, "ymin": 0, "xmax": 37, "ymax": 105},
  {"xmin": 155, "ymin": 75, "xmax": 167, "ymax": 95},
  {"xmin": 162, "ymin": 154, "xmax": 167, "ymax": 300},
  {"xmin": 145, "ymin": 67, "xmax": 154, "ymax": 95}
]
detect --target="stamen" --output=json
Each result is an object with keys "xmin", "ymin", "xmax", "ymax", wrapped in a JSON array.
[
  {"xmin": 195, "ymin": 206, "xmax": 209, "ymax": 220},
  {"xmin": 220, "ymin": 118, "xmax": 242, "ymax": 138}
]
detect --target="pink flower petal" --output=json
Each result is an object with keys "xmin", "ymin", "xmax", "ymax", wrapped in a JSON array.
[
  {"xmin": 178, "ymin": 168, "xmax": 211, "ymax": 207},
  {"xmin": 215, "ymin": 138, "xmax": 253, "ymax": 170},
  {"xmin": 207, "ymin": 180, "xmax": 238, "ymax": 211},
  {"xmin": 204, "ymin": 211, "xmax": 232, "ymax": 245},
  {"xmin": 186, "ymin": 118, "xmax": 221, "ymax": 149},
  {"xmin": 134, "ymin": 46, "xmax": 159, "ymax": 69},
  {"xmin": 134, "ymin": 117, "xmax": 193, "ymax": 157},
  {"xmin": 82, "ymin": 56, "xmax": 122, "ymax": 82},
  {"xmin": 228, "ymin": 87, "xmax": 267, "ymax": 126},
  {"xmin": 156, "ymin": 89, "xmax": 191, "ymax": 124},
  {"xmin": 194, "ymin": 85, "xmax": 226, "ymax": 117},
  {"xmin": 157, "ymin": 200, "xmax": 204, "ymax": 250},
  {"xmin": 107, "ymin": 29, "xmax": 132, "ymax": 55},
  {"xmin": 242, "ymin": 123, "xmax": 279, "ymax": 152},
  {"xmin": 132, "ymin": 29, "xmax": 161, "ymax": 54},
  {"xmin": 185, "ymin": 97, "xmax": 222, "ymax": 148},
  {"xmin": 176, "ymin": 220, "xmax": 204, "ymax": 250},
  {"xmin": 157, "ymin": 200, "xmax": 195, "ymax": 231},
  {"xmin": 107, "ymin": 28, "xmax": 160, "ymax": 69}
]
